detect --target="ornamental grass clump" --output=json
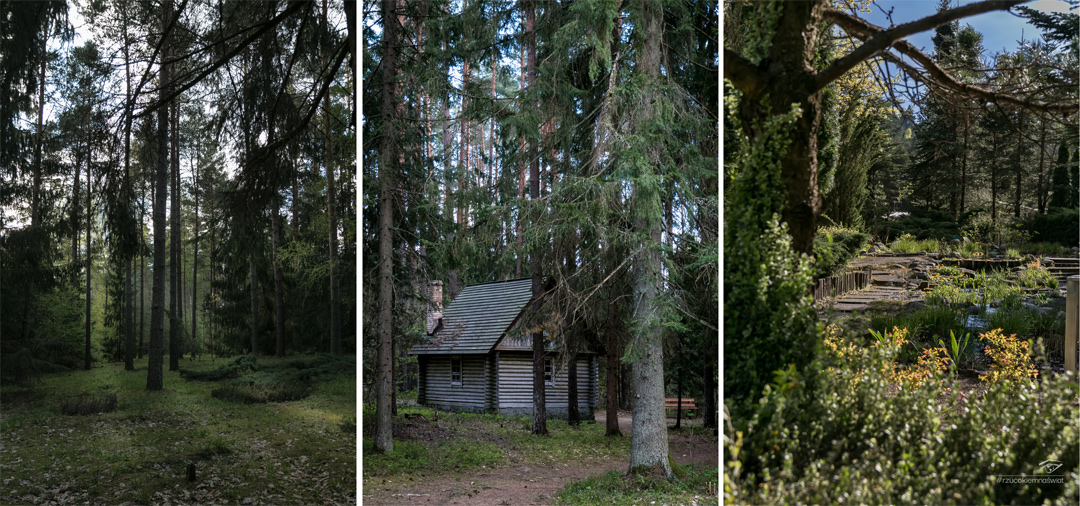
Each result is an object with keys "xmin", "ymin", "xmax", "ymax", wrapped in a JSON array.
[{"xmin": 1018, "ymin": 260, "xmax": 1059, "ymax": 290}]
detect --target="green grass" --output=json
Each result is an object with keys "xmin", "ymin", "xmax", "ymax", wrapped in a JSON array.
[
  {"xmin": 889, "ymin": 234, "xmax": 941, "ymax": 254},
  {"xmin": 0, "ymin": 354, "xmax": 356, "ymax": 505},
  {"xmin": 557, "ymin": 465, "xmax": 719, "ymax": 506},
  {"xmin": 362, "ymin": 405, "xmax": 633, "ymax": 482}
]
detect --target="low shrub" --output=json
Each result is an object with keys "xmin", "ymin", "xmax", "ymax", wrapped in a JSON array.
[
  {"xmin": 961, "ymin": 211, "xmax": 1030, "ymax": 245},
  {"xmin": 813, "ymin": 226, "xmax": 870, "ymax": 278},
  {"xmin": 210, "ymin": 382, "xmax": 312, "ymax": 404},
  {"xmin": 180, "ymin": 355, "xmax": 260, "ymax": 381},
  {"xmin": 980, "ymin": 329, "xmax": 1039, "ymax": 386},
  {"xmin": 879, "ymin": 210, "xmax": 960, "ymax": 240},
  {"xmin": 60, "ymin": 393, "xmax": 117, "ymax": 416},
  {"xmin": 725, "ymin": 324, "xmax": 1079, "ymax": 505}
]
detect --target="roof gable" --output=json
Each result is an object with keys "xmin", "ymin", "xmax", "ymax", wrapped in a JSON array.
[{"xmin": 408, "ymin": 278, "xmax": 534, "ymax": 355}]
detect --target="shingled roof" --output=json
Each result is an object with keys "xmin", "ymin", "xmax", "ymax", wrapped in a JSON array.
[{"xmin": 408, "ymin": 278, "xmax": 534, "ymax": 355}]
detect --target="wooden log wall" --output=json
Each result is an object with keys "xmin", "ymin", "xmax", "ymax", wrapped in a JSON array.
[
  {"xmin": 420, "ymin": 355, "xmax": 489, "ymax": 411},
  {"xmin": 813, "ymin": 266, "xmax": 873, "ymax": 303},
  {"xmin": 495, "ymin": 352, "xmax": 597, "ymax": 411}
]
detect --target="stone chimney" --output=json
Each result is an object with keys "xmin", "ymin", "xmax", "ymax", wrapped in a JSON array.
[{"xmin": 426, "ymin": 280, "xmax": 443, "ymax": 335}]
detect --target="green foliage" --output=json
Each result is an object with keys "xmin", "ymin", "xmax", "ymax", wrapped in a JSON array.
[
  {"xmin": 724, "ymin": 91, "xmax": 819, "ymax": 416},
  {"xmin": 558, "ymin": 466, "xmax": 719, "ymax": 506},
  {"xmin": 210, "ymin": 382, "xmax": 313, "ymax": 404},
  {"xmin": 179, "ymin": 354, "xmax": 259, "ymax": 381},
  {"xmin": 980, "ymin": 329, "xmax": 1039, "ymax": 386},
  {"xmin": 725, "ymin": 325, "xmax": 1079, "ymax": 505},
  {"xmin": 812, "ymin": 226, "xmax": 869, "ymax": 278},
  {"xmin": 961, "ymin": 212, "xmax": 1030, "ymax": 245},
  {"xmin": 881, "ymin": 210, "xmax": 961, "ymax": 241},
  {"xmin": 889, "ymin": 233, "xmax": 941, "ymax": 254},
  {"xmin": 937, "ymin": 330, "xmax": 971, "ymax": 377},
  {"xmin": 1024, "ymin": 208, "xmax": 1080, "ymax": 247},
  {"xmin": 1018, "ymin": 261, "xmax": 1059, "ymax": 289}
]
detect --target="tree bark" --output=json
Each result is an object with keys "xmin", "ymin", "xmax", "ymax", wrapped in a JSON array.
[
  {"xmin": 147, "ymin": 0, "xmax": 172, "ymax": 391},
  {"xmin": 627, "ymin": 0, "xmax": 669, "ymax": 476},
  {"xmin": 271, "ymin": 201, "xmax": 285, "ymax": 357},
  {"xmin": 250, "ymin": 257, "xmax": 259, "ymax": 356},
  {"xmin": 169, "ymin": 97, "xmax": 181, "ymax": 371},
  {"xmin": 567, "ymin": 352, "xmax": 580, "ymax": 426},
  {"xmin": 324, "ymin": 0, "xmax": 342, "ymax": 356},
  {"xmin": 375, "ymin": 0, "xmax": 400, "ymax": 454},
  {"xmin": 84, "ymin": 123, "xmax": 92, "ymax": 371},
  {"xmin": 605, "ymin": 322, "xmax": 622, "ymax": 437},
  {"xmin": 525, "ymin": 0, "xmax": 547, "ymax": 437},
  {"xmin": 123, "ymin": 7, "xmax": 136, "ymax": 371}
]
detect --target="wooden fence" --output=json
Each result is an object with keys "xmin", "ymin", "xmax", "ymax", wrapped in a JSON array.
[
  {"xmin": 1067, "ymin": 276, "xmax": 1078, "ymax": 374},
  {"xmin": 813, "ymin": 267, "xmax": 873, "ymax": 302}
]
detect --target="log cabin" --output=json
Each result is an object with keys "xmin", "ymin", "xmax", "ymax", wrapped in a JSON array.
[{"xmin": 408, "ymin": 278, "xmax": 597, "ymax": 419}]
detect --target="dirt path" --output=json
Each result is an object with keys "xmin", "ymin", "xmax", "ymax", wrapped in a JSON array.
[{"xmin": 362, "ymin": 412, "xmax": 717, "ymax": 506}]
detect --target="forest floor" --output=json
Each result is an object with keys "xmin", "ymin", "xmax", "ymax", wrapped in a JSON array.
[
  {"xmin": 362, "ymin": 406, "xmax": 718, "ymax": 506},
  {"xmin": 0, "ymin": 354, "xmax": 356, "ymax": 505}
]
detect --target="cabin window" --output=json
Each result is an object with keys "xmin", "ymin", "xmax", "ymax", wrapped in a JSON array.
[
  {"xmin": 451, "ymin": 357, "xmax": 462, "ymax": 385},
  {"xmin": 544, "ymin": 358, "xmax": 554, "ymax": 385}
]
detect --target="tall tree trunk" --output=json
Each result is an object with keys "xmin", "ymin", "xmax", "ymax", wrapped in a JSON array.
[
  {"xmin": 72, "ymin": 144, "xmax": 82, "ymax": 268},
  {"xmin": 568, "ymin": 351, "xmax": 580, "ymax": 426},
  {"xmin": 627, "ymin": 0, "xmax": 669, "ymax": 475},
  {"xmin": 324, "ymin": 0, "xmax": 342, "ymax": 356},
  {"xmin": 123, "ymin": 9, "xmax": 136, "ymax": 372},
  {"xmin": 84, "ymin": 131, "xmax": 92, "ymax": 371},
  {"xmin": 702, "ymin": 324, "xmax": 717, "ymax": 429},
  {"xmin": 1036, "ymin": 119, "xmax": 1047, "ymax": 214},
  {"xmin": 125, "ymin": 259, "xmax": 134, "ymax": 370},
  {"xmin": 169, "ymin": 98, "xmax": 181, "ymax": 371},
  {"xmin": 516, "ymin": 43, "xmax": 526, "ymax": 279},
  {"xmin": 22, "ymin": 15, "xmax": 49, "ymax": 343},
  {"xmin": 734, "ymin": 2, "xmax": 826, "ymax": 256},
  {"xmin": 605, "ymin": 319, "xmax": 622, "ymax": 437},
  {"xmin": 961, "ymin": 115, "xmax": 969, "ymax": 214},
  {"xmin": 1014, "ymin": 110, "xmax": 1025, "ymax": 218},
  {"xmin": 375, "ymin": 0, "xmax": 400, "ymax": 455},
  {"xmin": 525, "ymin": 0, "xmax": 547, "ymax": 437},
  {"xmin": 192, "ymin": 151, "xmax": 199, "ymax": 358},
  {"xmin": 991, "ymin": 131, "xmax": 998, "ymax": 223},
  {"xmin": 272, "ymin": 202, "xmax": 286, "ymax": 357},
  {"xmin": 250, "ymin": 257, "xmax": 259, "ymax": 356},
  {"xmin": 147, "ymin": 0, "xmax": 172, "ymax": 390}
]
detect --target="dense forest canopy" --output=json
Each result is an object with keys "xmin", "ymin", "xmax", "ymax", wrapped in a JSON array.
[
  {"xmin": 1, "ymin": 0, "xmax": 356, "ymax": 386},
  {"xmin": 363, "ymin": 0, "xmax": 717, "ymax": 475}
]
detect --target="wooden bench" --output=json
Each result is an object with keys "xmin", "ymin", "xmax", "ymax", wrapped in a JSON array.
[{"xmin": 665, "ymin": 398, "xmax": 696, "ymax": 417}]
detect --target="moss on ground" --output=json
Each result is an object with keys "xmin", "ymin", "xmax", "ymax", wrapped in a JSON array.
[{"xmin": 0, "ymin": 355, "xmax": 355, "ymax": 505}]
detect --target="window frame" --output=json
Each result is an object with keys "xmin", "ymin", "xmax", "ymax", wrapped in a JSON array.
[
  {"xmin": 544, "ymin": 358, "xmax": 554, "ymax": 386},
  {"xmin": 450, "ymin": 357, "xmax": 462, "ymax": 385}
]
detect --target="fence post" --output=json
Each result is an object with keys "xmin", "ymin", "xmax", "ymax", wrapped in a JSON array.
[{"xmin": 1067, "ymin": 276, "xmax": 1078, "ymax": 374}]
